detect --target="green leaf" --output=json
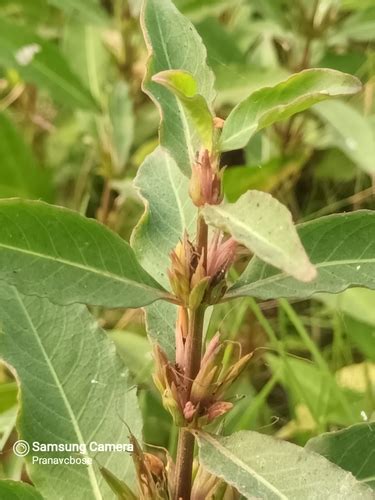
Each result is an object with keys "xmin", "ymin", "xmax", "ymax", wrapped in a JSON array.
[
  {"xmin": 266, "ymin": 354, "xmax": 362, "ymax": 427},
  {"xmin": 141, "ymin": 0, "xmax": 215, "ymax": 175},
  {"xmin": 0, "ymin": 113, "xmax": 51, "ymax": 200},
  {"xmin": 0, "ymin": 199, "xmax": 166, "ymax": 308},
  {"xmin": 202, "ymin": 191, "xmax": 316, "ymax": 282},
  {"xmin": 307, "ymin": 423, "xmax": 375, "ymax": 489},
  {"xmin": 220, "ymin": 69, "xmax": 362, "ymax": 151},
  {"xmin": 152, "ymin": 70, "xmax": 214, "ymax": 150},
  {"xmin": 228, "ymin": 210, "xmax": 375, "ymax": 301},
  {"xmin": 108, "ymin": 331, "xmax": 153, "ymax": 385},
  {"xmin": 0, "ymin": 480, "xmax": 43, "ymax": 500},
  {"xmin": 195, "ymin": 431, "xmax": 373, "ymax": 499},
  {"xmin": 132, "ymin": 147, "xmax": 196, "ymax": 288},
  {"xmin": 0, "ymin": 18, "xmax": 98, "ymax": 110},
  {"xmin": 314, "ymin": 100, "xmax": 375, "ymax": 175},
  {"xmin": 62, "ymin": 20, "xmax": 110, "ymax": 103},
  {"xmin": 223, "ymin": 156, "xmax": 305, "ymax": 202},
  {"xmin": 0, "ymin": 285, "xmax": 141, "ymax": 499},
  {"xmin": 108, "ymin": 81, "xmax": 134, "ymax": 173},
  {"xmin": 47, "ymin": 0, "xmax": 108, "ymax": 25},
  {"xmin": 195, "ymin": 17, "xmax": 245, "ymax": 67},
  {"xmin": 317, "ymin": 288, "xmax": 375, "ymax": 327},
  {"xmin": 145, "ymin": 301, "xmax": 177, "ymax": 360},
  {"xmin": 99, "ymin": 467, "xmax": 137, "ymax": 500}
]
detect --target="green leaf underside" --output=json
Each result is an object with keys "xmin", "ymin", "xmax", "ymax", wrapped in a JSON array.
[
  {"xmin": 131, "ymin": 147, "xmax": 196, "ymax": 359},
  {"xmin": 220, "ymin": 68, "xmax": 362, "ymax": 151},
  {"xmin": 228, "ymin": 210, "xmax": 375, "ymax": 300},
  {"xmin": 307, "ymin": 423, "xmax": 375, "ymax": 489},
  {"xmin": 314, "ymin": 100, "xmax": 375, "ymax": 175},
  {"xmin": 0, "ymin": 480, "xmax": 43, "ymax": 500},
  {"xmin": 202, "ymin": 191, "xmax": 316, "ymax": 282},
  {"xmin": 152, "ymin": 70, "xmax": 214, "ymax": 150},
  {"xmin": 141, "ymin": 0, "xmax": 215, "ymax": 175},
  {"xmin": 0, "ymin": 18, "xmax": 97, "ymax": 110},
  {"xmin": 132, "ymin": 147, "xmax": 196, "ymax": 288},
  {"xmin": 0, "ymin": 200, "xmax": 165, "ymax": 308},
  {"xmin": 0, "ymin": 113, "xmax": 51, "ymax": 200},
  {"xmin": 0, "ymin": 285, "xmax": 141, "ymax": 499},
  {"xmin": 196, "ymin": 431, "xmax": 373, "ymax": 499},
  {"xmin": 145, "ymin": 301, "xmax": 177, "ymax": 360}
]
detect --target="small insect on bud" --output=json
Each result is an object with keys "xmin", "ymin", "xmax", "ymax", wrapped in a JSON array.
[{"xmin": 189, "ymin": 149, "xmax": 222, "ymax": 207}]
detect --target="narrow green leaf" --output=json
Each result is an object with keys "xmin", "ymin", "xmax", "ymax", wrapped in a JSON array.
[
  {"xmin": 220, "ymin": 69, "xmax": 362, "ymax": 151},
  {"xmin": 132, "ymin": 147, "xmax": 196, "ymax": 288},
  {"xmin": 109, "ymin": 331, "xmax": 153, "ymax": 385},
  {"xmin": 108, "ymin": 81, "xmax": 134, "ymax": 173},
  {"xmin": 62, "ymin": 20, "xmax": 110, "ymax": 103},
  {"xmin": 202, "ymin": 191, "xmax": 316, "ymax": 282},
  {"xmin": 47, "ymin": 0, "xmax": 108, "ymax": 25},
  {"xmin": 141, "ymin": 0, "xmax": 215, "ymax": 175},
  {"xmin": 0, "ymin": 480, "xmax": 43, "ymax": 500},
  {"xmin": 99, "ymin": 467, "xmax": 138, "ymax": 500},
  {"xmin": 196, "ymin": 431, "xmax": 373, "ymax": 499},
  {"xmin": 228, "ymin": 211, "xmax": 375, "ymax": 300},
  {"xmin": 0, "ymin": 285, "xmax": 141, "ymax": 499},
  {"xmin": 152, "ymin": 70, "xmax": 214, "ymax": 150},
  {"xmin": 0, "ymin": 18, "xmax": 98, "ymax": 110},
  {"xmin": 0, "ymin": 199, "xmax": 166, "ymax": 308},
  {"xmin": 314, "ymin": 100, "xmax": 375, "ymax": 175},
  {"xmin": 307, "ymin": 423, "xmax": 375, "ymax": 489},
  {"xmin": 0, "ymin": 113, "xmax": 52, "ymax": 200}
]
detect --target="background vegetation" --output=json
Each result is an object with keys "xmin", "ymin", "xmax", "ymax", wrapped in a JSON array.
[{"xmin": 0, "ymin": 0, "xmax": 374, "ymax": 486}]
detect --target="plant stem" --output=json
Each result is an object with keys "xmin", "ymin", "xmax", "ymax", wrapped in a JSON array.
[{"xmin": 174, "ymin": 217, "xmax": 208, "ymax": 500}]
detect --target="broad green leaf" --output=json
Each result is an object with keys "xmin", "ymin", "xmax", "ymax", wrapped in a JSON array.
[
  {"xmin": 228, "ymin": 211, "xmax": 375, "ymax": 301},
  {"xmin": 0, "ymin": 285, "xmax": 141, "ymax": 499},
  {"xmin": 0, "ymin": 199, "xmax": 166, "ymax": 308},
  {"xmin": 220, "ymin": 69, "xmax": 362, "ymax": 151},
  {"xmin": 202, "ymin": 191, "xmax": 316, "ymax": 282},
  {"xmin": 131, "ymin": 147, "xmax": 196, "ymax": 359},
  {"xmin": 307, "ymin": 423, "xmax": 375, "ymax": 489},
  {"xmin": 108, "ymin": 81, "xmax": 134, "ymax": 173},
  {"xmin": 0, "ymin": 18, "xmax": 97, "ymax": 110},
  {"xmin": 132, "ymin": 147, "xmax": 196, "ymax": 288},
  {"xmin": 314, "ymin": 101, "xmax": 375, "ymax": 175},
  {"xmin": 152, "ymin": 70, "xmax": 214, "ymax": 150},
  {"xmin": 141, "ymin": 0, "xmax": 215, "ymax": 175},
  {"xmin": 47, "ymin": 0, "xmax": 108, "ymax": 25},
  {"xmin": 0, "ymin": 480, "xmax": 43, "ymax": 499},
  {"xmin": 195, "ymin": 431, "xmax": 373, "ymax": 499},
  {"xmin": 0, "ymin": 113, "xmax": 51, "ymax": 200}
]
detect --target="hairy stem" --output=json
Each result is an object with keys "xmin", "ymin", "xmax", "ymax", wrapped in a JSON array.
[{"xmin": 174, "ymin": 217, "xmax": 208, "ymax": 500}]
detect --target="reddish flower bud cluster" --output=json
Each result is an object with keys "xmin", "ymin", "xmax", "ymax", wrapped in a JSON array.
[
  {"xmin": 153, "ymin": 328, "xmax": 252, "ymax": 428},
  {"xmin": 189, "ymin": 149, "xmax": 222, "ymax": 207},
  {"xmin": 168, "ymin": 232, "xmax": 237, "ymax": 308}
]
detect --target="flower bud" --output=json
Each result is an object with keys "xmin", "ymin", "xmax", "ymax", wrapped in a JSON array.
[{"xmin": 189, "ymin": 149, "xmax": 222, "ymax": 207}]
